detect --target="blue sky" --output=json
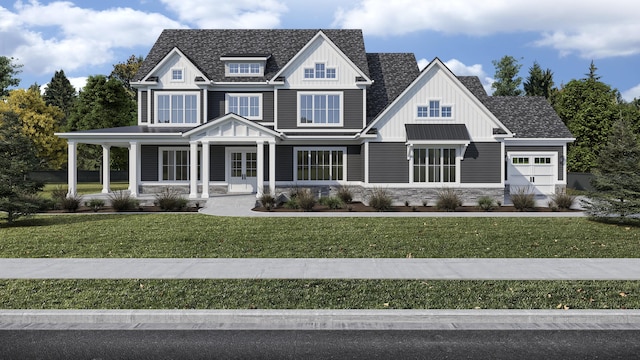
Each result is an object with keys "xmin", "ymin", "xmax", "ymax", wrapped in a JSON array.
[{"xmin": 2, "ymin": 0, "xmax": 639, "ymax": 100}]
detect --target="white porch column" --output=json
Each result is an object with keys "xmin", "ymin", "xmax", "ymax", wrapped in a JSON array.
[
  {"xmin": 67, "ymin": 141, "xmax": 77, "ymax": 197},
  {"xmin": 201, "ymin": 141, "xmax": 210, "ymax": 198},
  {"xmin": 256, "ymin": 141, "xmax": 264, "ymax": 197},
  {"xmin": 268, "ymin": 140, "xmax": 276, "ymax": 195},
  {"xmin": 101, "ymin": 145, "xmax": 111, "ymax": 194},
  {"xmin": 128, "ymin": 141, "xmax": 139, "ymax": 197},
  {"xmin": 189, "ymin": 141, "xmax": 199, "ymax": 199}
]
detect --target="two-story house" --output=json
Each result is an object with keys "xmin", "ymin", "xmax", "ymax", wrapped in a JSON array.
[{"xmin": 57, "ymin": 29, "xmax": 574, "ymax": 205}]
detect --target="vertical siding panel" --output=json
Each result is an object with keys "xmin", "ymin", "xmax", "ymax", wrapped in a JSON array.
[
  {"xmin": 140, "ymin": 91, "xmax": 148, "ymax": 123},
  {"xmin": 369, "ymin": 143, "xmax": 409, "ymax": 183}
]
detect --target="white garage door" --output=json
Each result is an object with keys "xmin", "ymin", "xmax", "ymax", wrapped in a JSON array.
[{"xmin": 507, "ymin": 152, "xmax": 557, "ymax": 195}]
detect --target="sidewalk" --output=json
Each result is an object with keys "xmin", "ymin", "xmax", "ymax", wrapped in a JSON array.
[{"xmin": 2, "ymin": 258, "xmax": 638, "ymax": 280}]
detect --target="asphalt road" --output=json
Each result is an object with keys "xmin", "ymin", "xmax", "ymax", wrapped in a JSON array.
[{"xmin": 2, "ymin": 329, "xmax": 639, "ymax": 359}]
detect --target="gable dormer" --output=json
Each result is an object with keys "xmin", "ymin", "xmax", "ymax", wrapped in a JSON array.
[{"xmin": 221, "ymin": 54, "xmax": 271, "ymax": 78}]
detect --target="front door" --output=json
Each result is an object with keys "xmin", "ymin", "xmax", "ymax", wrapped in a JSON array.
[{"xmin": 228, "ymin": 148, "xmax": 258, "ymax": 193}]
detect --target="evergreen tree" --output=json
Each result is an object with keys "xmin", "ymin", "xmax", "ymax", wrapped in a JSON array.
[
  {"xmin": 43, "ymin": 70, "xmax": 77, "ymax": 128},
  {"xmin": 0, "ymin": 56, "xmax": 22, "ymax": 97},
  {"xmin": 523, "ymin": 61, "xmax": 555, "ymax": 99},
  {"xmin": 585, "ymin": 117, "xmax": 640, "ymax": 219},
  {"xmin": 66, "ymin": 75, "xmax": 136, "ymax": 170},
  {"xmin": 0, "ymin": 111, "xmax": 44, "ymax": 224},
  {"xmin": 491, "ymin": 55, "xmax": 523, "ymax": 96}
]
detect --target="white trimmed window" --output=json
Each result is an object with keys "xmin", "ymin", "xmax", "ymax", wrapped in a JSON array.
[
  {"xmin": 295, "ymin": 148, "xmax": 345, "ymax": 181},
  {"xmin": 417, "ymin": 100, "xmax": 453, "ymax": 119},
  {"xmin": 156, "ymin": 93, "xmax": 199, "ymax": 124},
  {"xmin": 413, "ymin": 148, "xmax": 456, "ymax": 183},
  {"xmin": 160, "ymin": 148, "xmax": 200, "ymax": 181},
  {"xmin": 171, "ymin": 68, "xmax": 184, "ymax": 82},
  {"xmin": 228, "ymin": 63, "xmax": 261, "ymax": 75},
  {"xmin": 226, "ymin": 94, "xmax": 262, "ymax": 120},
  {"xmin": 298, "ymin": 92, "xmax": 342, "ymax": 125},
  {"xmin": 304, "ymin": 63, "xmax": 337, "ymax": 79}
]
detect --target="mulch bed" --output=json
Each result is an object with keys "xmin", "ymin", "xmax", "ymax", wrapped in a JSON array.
[
  {"xmin": 252, "ymin": 202, "xmax": 577, "ymax": 213},
  {"xmin": 44, "ymin": 206, "xmax": 201, "ymax": 214}
]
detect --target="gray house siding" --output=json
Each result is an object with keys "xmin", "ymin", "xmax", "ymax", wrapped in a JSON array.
[
  {"xmin": 347, "ymin": 145, "xmax": 363, "ymax": 182},
  {"xmin": 277, "ymin": 89, "xmax": 363, "ymax": 129},
  {"xmin": 275, "ymin": 145, "xmax": 294, "ymax": 182},
  {"xmin": 208, "ymin": 91, "xmax": 274, "ymax": 122},
  {"xmin": 506, "ymin": 145, "xmax": 564, "ymax": 181},
  {"xmin": 369, "ymin": 142, "xmax": 409, "ymax": 183},
  {"xmin": 141, "ymin": 145, "xmax": 158, "ymax": 181},
  {"xmin": 140, "ymin": 91, "xmax": 148, "ymax": 123},
  {"xmin": 210, "ymin": 145, "xmax": 226, "ymax": 182},
  {"xmin": 461, "ymin": 142, "xmax": 501, "ymax": 183}
]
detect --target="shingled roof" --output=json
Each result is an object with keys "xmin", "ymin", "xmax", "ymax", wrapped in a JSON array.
[
  {"xmin": 134, "ymin": 29, "xmax": 370, "ymax": 82},
  {"xmin": 457, "ymin": 76, "xmax": 572, "ymax": 139},
  {"xmin": 366, "ymin": 53, "xmax": 420, "ymax": 121}
]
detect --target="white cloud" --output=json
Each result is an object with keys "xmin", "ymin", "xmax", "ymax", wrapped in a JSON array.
[
  {"xmin": 68, "ymin": 76, "xmax": 88, "ymax": 93},
  {"xmin": 419, "ymin": 58, "xmax": 494, "ymax": 95},
  {"xmin": 159, "ymin": 0, "xmax": 288, "ymax": 28},
  {"xmin": 2, "ymin": 1, "xmax": 183, "ymax": 76},
  {"xmin": 622, "ymin": 84, "xmax": 640, "ymax": 102},
  {"xmin": 333, "ymin": 0, "xmax": 640, "ymax": 59}
]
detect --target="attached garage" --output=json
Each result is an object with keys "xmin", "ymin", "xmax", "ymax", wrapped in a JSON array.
[{"xmin": 507, "ymin": 152, "xmax": 557, "ymax": 195}]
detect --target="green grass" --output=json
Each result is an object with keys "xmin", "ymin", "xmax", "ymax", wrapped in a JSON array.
[
  {"xmin": 1, "ymin": 215, "xmax": 639, "ymax": 258},
  {"xmin": 40, "ymin": 182, "xmax": 128, "ymax": 199},
  {"xmin": 0, "ymin": 279, "xmax": 638, "ymax": 309}
]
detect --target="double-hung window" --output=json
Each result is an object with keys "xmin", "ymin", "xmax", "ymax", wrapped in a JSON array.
[
  {"xmin": 156, "ymin": 93, "xmax": 198, "ymax": 124},
  {"xmin": 296, "ymin": 148, "xmax": 345, "ymax": 181},
  {"xmin": 226, "ymin": 94, "xmax": 262, "ymax": 120},
  {"xmin": 299, "ymin": 92, "xmax": 342, "ymax": 125},
  {"xmin": 413, "ymin": 148, "xmax": 456, "ymax": 183}
]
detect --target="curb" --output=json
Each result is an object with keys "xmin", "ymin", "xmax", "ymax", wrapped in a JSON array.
[{"xmin": 2, "ymin": 309, "xmax": 640, "ymax": 330}]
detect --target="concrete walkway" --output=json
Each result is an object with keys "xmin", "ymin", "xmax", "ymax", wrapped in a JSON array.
[
  {"xmin": 2, "ymin": 258, "xmax": 638, "ymax": 280},
  {"xmin": 199, "ymin": 194, "xmax": 585, "ymax": 217}
]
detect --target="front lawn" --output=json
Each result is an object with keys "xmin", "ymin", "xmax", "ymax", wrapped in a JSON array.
[
  {"xmin": 1, "ymin": 215, "xmax": 639, "ymax": 258},
  {"xmin": 40, "ymin": 182, "xmax": 129, "ymax": 199}
]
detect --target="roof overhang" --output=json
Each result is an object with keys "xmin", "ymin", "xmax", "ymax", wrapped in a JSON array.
[{"xmin": 182, "ymin": 113, "xmax": 283, "ymax": 143}]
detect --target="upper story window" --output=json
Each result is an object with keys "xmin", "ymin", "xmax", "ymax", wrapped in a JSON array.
[
  {"xmin": 226, "ymin": 94, "xmax": 262, "ymax": 120},
  {"xmin": 304, "ymin": 63, "xmax": 337, "ymax": 79},
  {"xmin": 229, "ymin": 63, "xmax": 261, "ymax": 75},
  {"xmin": 417, "ymin": 100, "xmax": 453, "ymax": 119},
  {"xmin": 298, "ymin": 92, "xmax": 342, "ymax": 126},
  {"xmin": 156, "ymin": 93, "xmax": 199, "ymax": 124},
  {"xmin": 171, "ymin": 68, "xmax": 184, "ymax": 82}
]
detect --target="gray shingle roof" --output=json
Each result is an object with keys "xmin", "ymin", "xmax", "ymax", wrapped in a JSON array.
[
  {"xmin": 135, "ymin": 29, "xmax": 370, "ymax": 82},
  {"xmin": 405, "ymin": 124, "xmax": 470, "ymax": 141},
  {"xmin": 457, "ymin": 76, "xmax": 572, "ymax": 139},
  {"xmin": 366, "ymin": 53, "xmax": 420, "ymax": 121}
]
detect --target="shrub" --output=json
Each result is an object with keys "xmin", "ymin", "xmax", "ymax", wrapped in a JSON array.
[
  {"xmin": 284, "ymin": 197, "xmax": 300, "ymax": 209},
  {"xmin": 510, "ymin": 187, "xmax": 535, "ymax": 211},
  {"xmin": 436, "ymin": 188, "xmax": 462, "ymax": 211},
  {"xmin": 551, "ymin": 190, "xmax": 575, "ymax": 210},
  {"xmin": 477, "ymin": 196, "xmax": 496, "ymax": 211},
  {"xmin": 319, "ymin": 196, "xmax": 344, "ymax": 209},
  {"xmin": 154, "ymin": 188, "xmax": 188, "ymax": 211},
  {"xmin": 336, "ymin": 186, "xmax": 353, "ymax": 204},
  {"xmin": 296, "ymin": 188, "xmax": 316, "ymax": 211},
  {"xmin": 50, "ymin": 186, "xmax": 68, "ymax": 210},
  {"xmin": 86, "ymin": 198, "xmax": 105, "ymax": 212},
  {"xmin": 368, "ymin": 188, "xmax": 392, "ymax": 211},
  {"xmin": 109, "ymin": 191, "xmax": 140, "ymax": 211},
  {"xmin": 61, "ymin": 194, "xmax": 83, "ymax": 212},
  {"xmin": 259, "ymin": 190, "xmax": 276, "ymax": 210}
]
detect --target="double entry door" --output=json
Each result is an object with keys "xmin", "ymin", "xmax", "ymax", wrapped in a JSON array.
[{"xmin": 228, "ymin": 148, "xmax": 258, "ymax": 193}]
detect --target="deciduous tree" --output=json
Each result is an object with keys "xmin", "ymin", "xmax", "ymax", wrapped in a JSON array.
[{"xmin": 111, "ymin": 55, "xmax": 144, "ymax": 98}]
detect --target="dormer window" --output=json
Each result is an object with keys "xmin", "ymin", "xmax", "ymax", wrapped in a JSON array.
[
  {"xmin": 221, "ymin": 55, "xmax": 270, "ymax": 77},
  {"xmin": 304, "ymin": 63, "xmax": 337, "ymax": 79},
  {"xmin": 417, "ymin": 100, "xmax": 453, "ymax": 119},
  {"xmin": 229, "ymin": 63, "xmax": 261, "ymax": 75},
  {"xmin": 171, "ymin": 68, "xmax": 184, "ymax": 82}
]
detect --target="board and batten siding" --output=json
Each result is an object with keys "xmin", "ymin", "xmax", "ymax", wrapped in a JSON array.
[
  {"xmin": 141, "ymin": 145, "xmax": 159, "ymax": 181},
  {"xmin": 505, "ymin": 146, "xmax": 564, "ymax": 181},
  {"xmin": 374, "ymin": 66, "xmax": 499, "ymax": 142},
  {"xmin": 207, "ymin": 91, "xmax": 274, "ymax": 122},
  {"xmin": 368, "ymin": 143, "xmax": 409, "ymax": 183},
  {"xmin": 277, "ymin": 89, "xmax": 363, "ymax": 129},
  {"xmin": 461, "ymin": 142, "xmax": 502, "ymax": 183}
]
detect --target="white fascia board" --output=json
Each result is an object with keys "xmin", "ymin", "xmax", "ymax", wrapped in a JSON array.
[
  {"xmin": 142, "ymin": 47, "xmax": 209, "ymax": 82},
  {"xmin": 220, "ymin": 56, "xmax": 271, "ymax": 61},
  {"xmin": 268, "ymin": 30, "xmax": 372, "ymax": 85},
  {"xmin": 504, "ymin": 138, "xmax": 575, "ymax": 146},
  {"xmin": 406, "ymin": 140, "xmax": 471, "ymax": 146}
]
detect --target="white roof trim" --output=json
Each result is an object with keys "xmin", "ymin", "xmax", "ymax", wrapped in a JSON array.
[
  {"xmin": 268, "ymin": 30, "xmax": 372, "ymax": 85},
  {"xmin": 363, "ymin": 58, "xmax": 513, "ymax": 136},
  {"xmin": 181, "ymin": 113, "xmax": 282, "ymax": 139}
]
